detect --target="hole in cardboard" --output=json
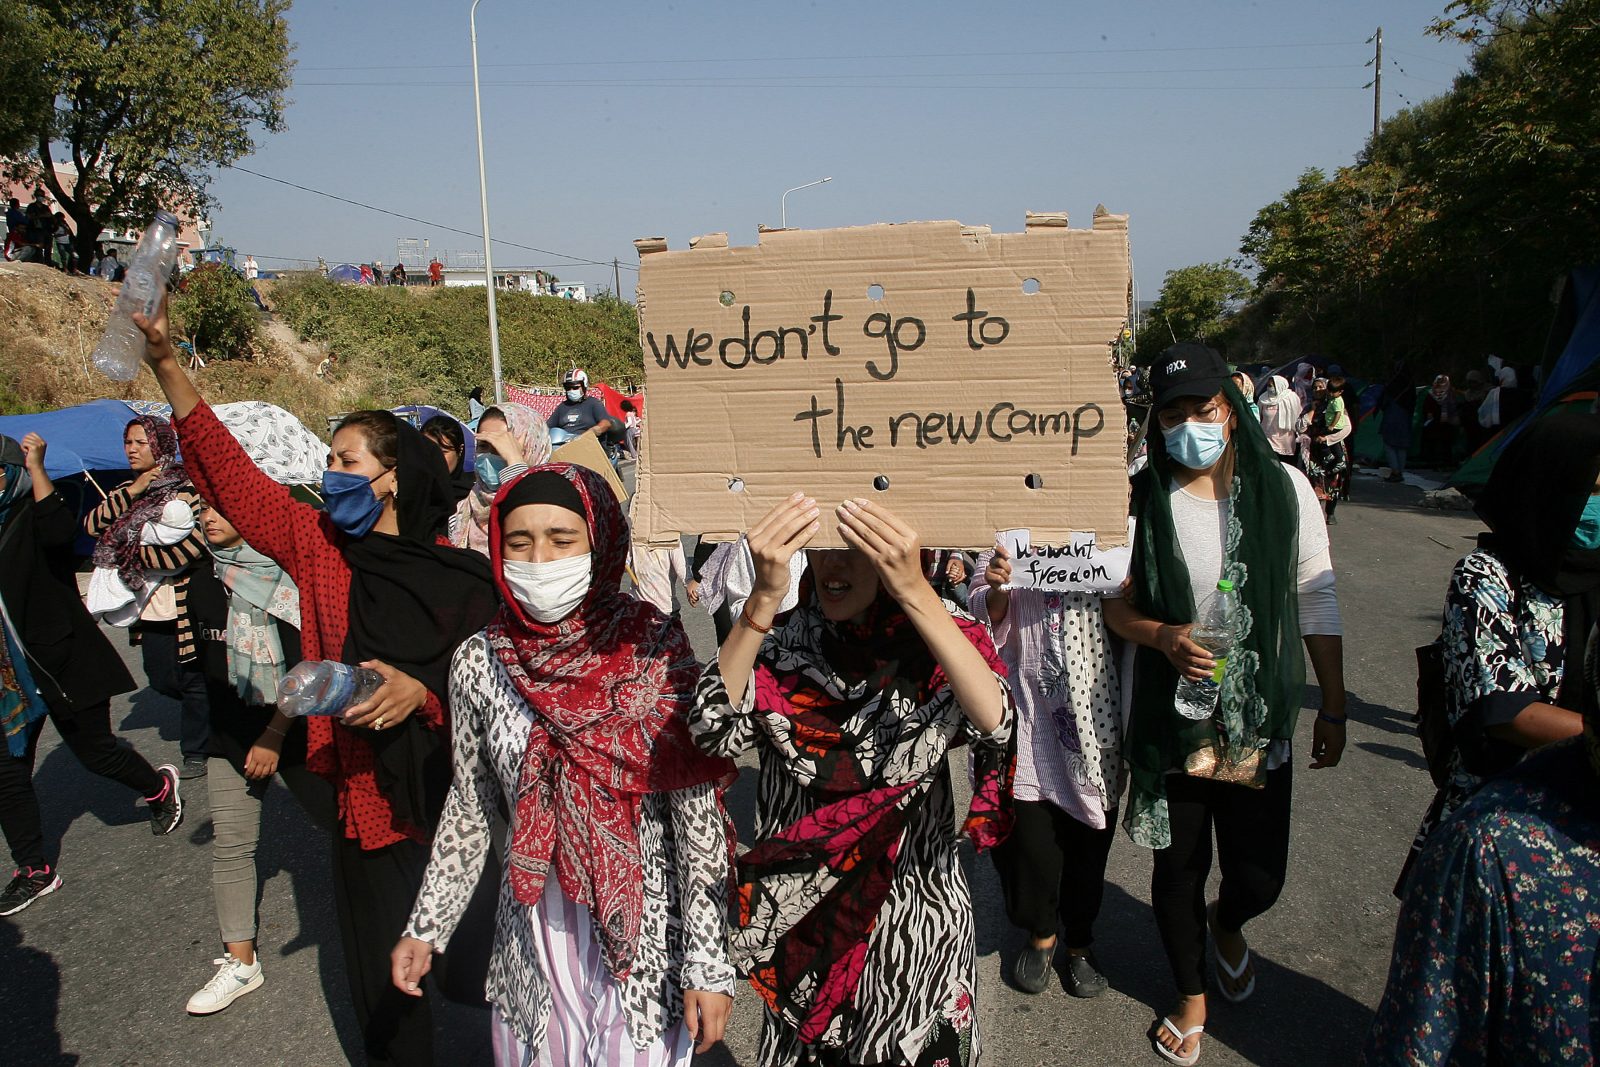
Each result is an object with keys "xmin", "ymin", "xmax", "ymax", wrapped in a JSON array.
[
  {"xmin": 719, "ymin": 290, "xmax": 735, "ymax": 307},
  {"xmin": 872, "ymin": 475, "xmax": 890, "ymax": 491},
  {"xmin": 1022, "ymin": 277, "xmax": 1041, "ymax": 295},
  {"xmin": 727, "ymin": 477, "xmax": 746, "ymax": 493},
  {"xmin": 1024, "ymin": 473, "xmax": 1044, "ymax": 490},
  {"xmin": 867, "ymin": 284, "xmax": 884, "ymax": 302}
]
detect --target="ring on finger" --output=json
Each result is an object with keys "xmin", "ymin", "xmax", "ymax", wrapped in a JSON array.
[{"xmin": 374, "ymin": 717, "xmax": 387, "ymax": 730}]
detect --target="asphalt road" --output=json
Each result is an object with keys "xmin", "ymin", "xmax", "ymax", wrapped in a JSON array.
[{"xmin": 1, "ymin": 470, "xmax": 1478, "ymax": 1067}]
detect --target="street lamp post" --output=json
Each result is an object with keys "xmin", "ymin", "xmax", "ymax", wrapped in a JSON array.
[
  {"xmin": 469, "ymin": 0, "xmax": 504, "ymax": 404},
  {"xmin": 780, "ymin": 176, "xmax": 833, "ymax": 229}
]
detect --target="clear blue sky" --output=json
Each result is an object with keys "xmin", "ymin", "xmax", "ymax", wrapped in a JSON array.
[{"xmin": 206, "ymin": 0, "xmax": 1472, "ymax": 301}]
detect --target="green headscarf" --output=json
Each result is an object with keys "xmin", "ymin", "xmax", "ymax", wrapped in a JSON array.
[{"xmin": 1123, "ymin": 380, "xmax": 1304, "ymax": 849}]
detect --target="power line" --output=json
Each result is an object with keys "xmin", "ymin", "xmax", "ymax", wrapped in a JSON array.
[
  {"xmin": 297, "ymin": 40, "xmax": 1369, "ymax": 72},
  {"xmin": 297, "ymin": 63, "xmax": 1360, "ymax": 86},
  {"xmin": 1387, "ymin": 48, "xmax": 1464, "ymax": 71},
  {"xmin": 220, "ymin": 163, "xmax": 637, "ymax": 270},
  {"xmin": 299, "ymin": 80, "xmax": 1366, "ymax": 91}
]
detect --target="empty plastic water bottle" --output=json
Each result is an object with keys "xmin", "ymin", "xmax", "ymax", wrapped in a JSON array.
[
  {"xmin": 277, "ymin": 660, "xmax": 384, "ymax": 717},
  {"xmin": 1174, "ymin": 579, "xmax": 1240, "ymax": 721},
  {"xmin": 91, "ymin": 211, "xmax": 180, "ymax": 381}
]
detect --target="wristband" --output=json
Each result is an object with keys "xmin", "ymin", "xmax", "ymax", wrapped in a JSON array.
[
  {"xmin": 740, "ymin": 601, "xmax": 773, "ymax": 634},
  {"xmin": 1316, "ymin": 713, "xmax": 1347, "ymax": 726},
  {"xmin": 263, "ymin": 724, "xmax": 287, "ymax": 738}
]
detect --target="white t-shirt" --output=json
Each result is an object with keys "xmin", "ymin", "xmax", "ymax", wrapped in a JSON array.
[{"xmin": 1168, "ymin": 464, "xmax": 1341, "ymax": 637}]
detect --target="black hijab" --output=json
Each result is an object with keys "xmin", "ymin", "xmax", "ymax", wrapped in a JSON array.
[
  {"xmin": 1476, "ymin": 412, "xmax": 1600, "ymax": 711},
  {"xmin": 339, "ymin": 418, "xmax": 499, "ymax": 831},
  {"xmin": 341, "ymin": 418, "xmax": 497, "ymax": 695}
]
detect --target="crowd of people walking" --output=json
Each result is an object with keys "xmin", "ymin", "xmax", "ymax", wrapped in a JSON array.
[{"xmin": 2, "ymin": 299, "xmax": 1597, "ymax": 1066}]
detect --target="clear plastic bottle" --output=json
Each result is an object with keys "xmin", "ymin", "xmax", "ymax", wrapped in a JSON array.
[
  {"xmin": 1174, "ymin": 579, "xmax": 1239, "ymax": 721},
  {"xmin": 91, "ymin": 211, "xmax": 180, "ymax": 381},
  {"xmin": 277, "ymin": 660, "xmax": 384, "ymax": 718}
]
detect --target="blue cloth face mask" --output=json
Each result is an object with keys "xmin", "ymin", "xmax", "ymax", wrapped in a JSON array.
[
  {"xmin": 1162, "ymin": 421, "xmax": 1229, "ymax": 470},
  {"xmin": 476, "ymin": 452, "xmax": 507, "ymax": 490},
  {"xmin": 321, "ymin": 469, "xmax": 385, "ymax": 537},
  {"xmin": 1574, "ymin": 495, "xmax": 1600, "ymax": 550},
  {"xmin": 565, "ymin": 388, "xmax": 583, "ymax": 403}
]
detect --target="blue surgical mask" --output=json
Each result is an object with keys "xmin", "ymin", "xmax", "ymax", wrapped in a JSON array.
[
  {"xmin": 1162, "ymin": 421, "xmax": 1229, "ymax": 470},
  {"xmin": 321, "ymin": 469, "xmax": 384, "ymax": 537},
  {"xmin": 565, "ymin": 388, "xmax": 583, "ymax": 403},
  {"xmin": 1574, "ymin": 495, "xmax": 1600, "ymax": 550},
  {"xmin": 476, "ymin": 453, "xmax": 507, "ymax": 490}
]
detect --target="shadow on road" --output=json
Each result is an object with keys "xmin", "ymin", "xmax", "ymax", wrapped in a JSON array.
[
  {"xmin": 0, "ymin": 918, "xmax": 79, "ymax": 1065},
  {"xmin": 1091, "ymin": 883, "xmax": 1376, "ymax": 1064}
]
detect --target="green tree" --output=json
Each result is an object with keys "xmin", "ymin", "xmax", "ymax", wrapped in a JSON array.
[
  {"xmin": 0, "ymin": 7, "xmax": 52, "ymax": 160},
  {"xmin": 1137, "ymin": 262, "xmax": 1250, "ymax": 363},
  {"xmin": 1228, "ymin": 0, "xmax": 1600, "ymax": 375},
  {"xmin": 172, "ymin": 262, "xmax": 259, "ymax": 359},
  {"xmin": 4, "ymin": 1, "xmax": 292, "ymax": 268}
]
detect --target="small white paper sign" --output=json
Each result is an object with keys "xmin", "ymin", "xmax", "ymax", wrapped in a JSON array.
[{"xmin": 997, "ymin": 528, "xmax": 1132, "ymax": 595}]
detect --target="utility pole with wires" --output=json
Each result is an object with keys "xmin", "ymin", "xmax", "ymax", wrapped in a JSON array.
[
  {"xmin": 1365, "ymin": 27, "xmax": 1383, "ymax": 140},
  {"xmin": 613, "ymin": 257, "xmax": 621, "ymax": 298}
]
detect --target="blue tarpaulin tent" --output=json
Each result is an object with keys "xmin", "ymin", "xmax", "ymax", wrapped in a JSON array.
[
  {"xmin": 326, "ymin": 263, "xmax": 368, "ymax": 284},
  {"xmin": 0, "ymin": 398, "xmax": 139, "ymax": 478}
]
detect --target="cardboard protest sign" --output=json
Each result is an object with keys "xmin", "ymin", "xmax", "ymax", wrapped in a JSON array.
[
  {"xmin": 996, "ymin": 526, "xmax": 1132, "ymax": 596},
  {"xmin": 551, "ymin": 432, "xmax": 627, "ymax": 503},
  {"xmin": 632, "ymin": 211, "xmax": 1131, "ymax": 549}
]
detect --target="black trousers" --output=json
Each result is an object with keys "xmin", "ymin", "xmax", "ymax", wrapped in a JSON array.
[
  {"xmin": 0, "ymin": 700, "xmax": 164, "ymax": 871},
  {"xmin": 136, "ymin": 623, "xmax": 211, "ymax": 760},
  {"xmin": 296, "ymin": 777, "xmax": 496, "ymax": 1067},
  {"xmin": 1151, "ymin": 764, "xmax": 1293, "ymax": 997},
  {"xmin": 991, "ymin": 798, "xmax": 1116, "ymax": 947}
]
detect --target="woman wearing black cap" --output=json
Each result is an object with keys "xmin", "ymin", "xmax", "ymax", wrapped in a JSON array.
[
  {"xmin": 1104, "ymin": 344, "xmax": 1346, "ymax": 1066},
  {"xmin": 0, "ymin": 432, "xmax": 182, "ymax": 917}
]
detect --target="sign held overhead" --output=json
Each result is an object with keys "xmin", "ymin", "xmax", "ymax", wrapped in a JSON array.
[{"xmin": 632, "ymin": 211, "xmax": 1132, "ymax": 549}]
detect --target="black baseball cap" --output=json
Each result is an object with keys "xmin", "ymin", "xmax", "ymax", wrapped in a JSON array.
[{"xmin": 1148, "ymin": 343, "xmax": 1231, "ymax": 411}]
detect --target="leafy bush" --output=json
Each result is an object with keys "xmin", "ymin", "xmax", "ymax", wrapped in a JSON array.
[
  {"xmin": 172, "ymin": 263, "xmax": 259, "ymax": 359},
  {"xmin": 268, "ymin": 277, "xmax": 643, "ymax": 408}
]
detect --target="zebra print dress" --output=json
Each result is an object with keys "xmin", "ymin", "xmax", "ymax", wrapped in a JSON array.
[{"xmin": 691, "ymin": 607, "xmax": 1014, "ymax": 1067}]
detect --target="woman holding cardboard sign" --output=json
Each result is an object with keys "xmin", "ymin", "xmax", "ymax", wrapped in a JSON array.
[
  {"xmin": 1103, "ymin": 344, "xmax": 1345, "ymax": 1067},
  {"xmin": 690, "ymin": 491, "xmax": 1016, "ymax": 1067}
]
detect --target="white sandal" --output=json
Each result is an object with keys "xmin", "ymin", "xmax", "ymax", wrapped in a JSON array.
[
  {"xmin": 1211, "ymin": 936, "xmax": 1256, "ymax": 1004},
  {"xmin": 1152, "ymin": 1017, "xmax": 1204, "ymax": 1066},
  {"xmin": 1208, "ymin": 903, "xmax": 1257, "ymax": 1003}
]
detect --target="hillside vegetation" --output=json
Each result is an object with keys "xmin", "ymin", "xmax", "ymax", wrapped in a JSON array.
[
  {"xmin": 269, "ymin": 276, "xmax": 645, "ymax": 412},
  {"xmin": 0, "ymin": 263, "xmax": 644, "ymax": 430}
]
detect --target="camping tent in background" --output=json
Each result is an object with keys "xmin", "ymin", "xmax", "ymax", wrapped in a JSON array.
[
  {"xmin": 589, "ymin": 381, "xmax": 643, "ymax": 423},
  {"xmin": 1451, "ymin": 267, "xmax": 1600, "ymax": 493},
  {"xmin": 0, "ymin": 398, "xmax": 143, "ymax": 478},
  {"xmin": 326, "ymin": 263, "xmax": 369, "ymax": 284},
  {"xmin": 392, "ymin": 404, "xmax": 476, "ymax": 471},
  {"xmin": 130, "ymin": 399, "xmax": 327, "ymax": 485}
]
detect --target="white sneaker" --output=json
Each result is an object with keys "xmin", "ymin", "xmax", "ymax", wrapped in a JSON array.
[{"xmin": 185, "ymin": 953, "xmax": 264, "ymax": 1015}]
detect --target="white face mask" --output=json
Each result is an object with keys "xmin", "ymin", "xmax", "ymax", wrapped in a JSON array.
[{"xmin": 502, "ymin": 553, "xmax": 591, "ymax": 623}]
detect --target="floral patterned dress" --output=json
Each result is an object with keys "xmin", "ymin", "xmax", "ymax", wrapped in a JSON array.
[
  {"xmin": 1363, "ymin": 739, "xmax": 1600, "ymax": 1066},
  {"xmin": 690, "ymin": 614, "xmax": 1014, "ymax": 1067},
  {"xmin": 1404, "ymin": 551, "xmax": 1568, "ymax": 875}
]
